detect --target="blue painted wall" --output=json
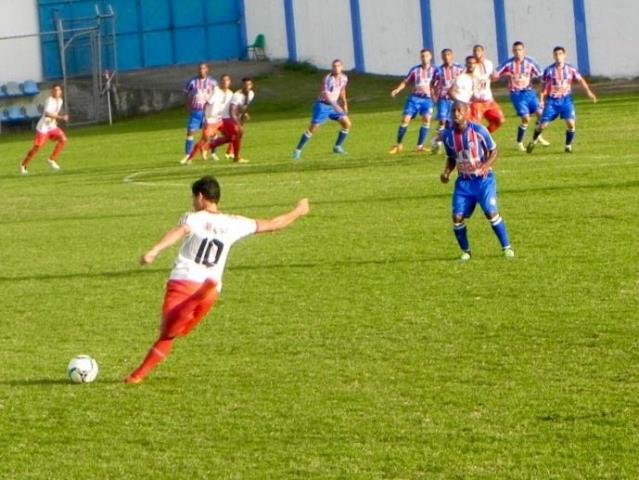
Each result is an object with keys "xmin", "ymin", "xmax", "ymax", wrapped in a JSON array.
[{"xmin": 38, "ymin": 0, "xmax": 245, "ymax": 79}]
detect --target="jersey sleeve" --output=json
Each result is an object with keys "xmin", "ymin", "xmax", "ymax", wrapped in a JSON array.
[
  {"xmin": 474, "ymin": 124, "xmax": 496, "ymax": 151},
  {"xmin": 184, "ymin": 78, "xmax": 193, "ymax": 95},
  {"xmin": 229, "ymin": 92, "xmax": 243, "ymax": 106},
  {"xmin": 404, "ymin": 67, "xmax": 416, "ymax": 84},
  {"xmin": 43, "ymin": 97, "xmax": 57, "ymax": 115},
  {"xmin": 571, "ymin": 66, "xmax": 583, "ymax": 81},
  {"xmin": 442, "ymin": 131, "xmax": 456, "ymax": 159},
  {"xmin": 495, "ymin": 60, "xmax": 510, "ymax": 76},
  {"xmin": 229, "ymin": 216, "xmax": 257, "ymax": 242}
]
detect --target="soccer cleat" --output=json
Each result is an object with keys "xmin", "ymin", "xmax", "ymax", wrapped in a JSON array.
[
  {"xmin": 47, "ymin": 159, "xmax": 61, "ymax": 171},
  {"xmin": 124, "ymin": 375, "xmax": 143, "ymax": 385},
  {"xmin": 415, "ymin": 145, "xmax": 429, "ymax": 153},
  {"xmin": 503, "ymin": 247, "xmax": 515, "ymax": 259},
  {"xmin": 292, "ymin": 149, "xmax": 302, "ymax": 160},
  {"xmin": 459, "ymin": 251, "xmax": 471, "ymax": 261},
  {"xmin": 233, "ymin": 158, "xmax": 250, "ymax": 164},
  {"xmin": 388, "ymin": 144, "xmax": 403, "ymax": 155},
  {"xmin": 211, "ymin": 153, "xmax": 220, "ymax": 161},
  {"xmin": 516, "ymin": 142, "xmax": 526, "ymax": 151},
  {"xmin": 179, "ymin": 155, "xmax": 191, "ymax": 165},
  {"xmin": 224, "ymin": 153, "xmax": 235, "ymax": 160},
  {"xmin": 20, "ymin": 165, "xmax": 28, "ymax": 175},
  {"xmin": 564, "ymin": 145, "xmax": 573, "ymax": 153},
  {"xmin": 526, "ymin": 141, "xmax": 536, "ymax": 154},
  {"xmin": 333, "ymin": 145, "xmax": 346, "ymax": 155},
  {"xmin": 537, "ymin": 135, "xmax": 550, "ymax": 146}
]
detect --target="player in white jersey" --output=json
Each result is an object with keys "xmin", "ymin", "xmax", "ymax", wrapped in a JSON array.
[
  {"xmin": 209, "ymin": 74, "xmax": 235, "ymax": 160},
  {"xmin": 293, "ymin": 59, "xmax": 350, "ymax": 159},
  {"xmin": 471, "ymin": 45, "xmax": 505, "ymax": 132},
  {"xmin": 125, "ymin": 176, "xmax": 309, "ymax": 384},
  {"xmin": 20, "ymin": 84, "xmax": 68, "ymax": 175},
  {"xmin": 209, "ymin": 77, "xmax": 255, "ymax": 163},
  {"xmin": 449, "ymin": 56, "xmax": 478, "ymax": 104}
]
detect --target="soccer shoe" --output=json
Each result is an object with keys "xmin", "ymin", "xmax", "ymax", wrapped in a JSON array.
[
  {"xmin": 224, "ymin": 153, "xmax": 235, "ymax": 160},
  {"xmin": 47, "ymin": 159, "xmax": 61, "ymax": 171},
  {"xmin": 516, "ymin": 142, "xmax": 526, "ymax": 151},
  {"xmin": 388, "ymin": 144, "xmax": 403, "ymax": 155},
  {"xmin": 20, "ymin": 165, "xmax": 28, "ymax": 175},
  {"xmin": 459, "ymin": 251, "xmax": 471, "ymax": 261},
  {"xmin": 564, "ymin": 145, "xmax": 573, "ymax": 153},
  {"xmin": 179, "ymin": 155, "xmax": 191, "ymax": 165},
  {"xmin": 233, "ymin": 158, "xmax": 250, "ymax": 164},
  {"xmin": 124, "ymin": 375, "xmax": 143, "ymax": 385},
  {"xmin": 211, "ymin": 153, "xmax": 220, "ymax": 161},
  {"xmin": 333, "ymin": 145, "xmax": 346, "ymax": 155},
  {"xmin": 537, "ymin": 135, "xmax": 550, "ymax": 146},
  {"xmin": 503, "ymin": 248, "xmax": 515, "ymax": 259},
  {"xmin": 415, "ymin": 145, "xmax": 429, "ymax": 154},
  {"xmin": 201, "ymin": 149, "xmax": 209, "ymax": 160},
  {"xmin": 526, "ymin": 141, "xmax": 536, "ymax": 154},
  {"xmin": 292, "ymin": 149, "xmax": 302, "ymax": 160}
]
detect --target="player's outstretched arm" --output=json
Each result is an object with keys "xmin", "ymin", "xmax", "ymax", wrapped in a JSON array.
[
  {"xmin": 255, "ymin": 199, "xmax": 310, "ymax": 234},
  {"xmin": 579, "ymin": 77, "xmax": 597, "ymax": 102},
  {"xmin": 140, "ymin": 224, "xmax": 190, "ymax": 265}
]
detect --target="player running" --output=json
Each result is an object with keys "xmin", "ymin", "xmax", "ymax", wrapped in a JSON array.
[
  {"xmin": 388, "ymin": 49, "xmax": 436, "ymax": 154},
  {"xmin": 125, "ymin": 176, "xmax": 309, "ymax": 384},
  {"xmin": 180, "ymin": 84, "xmax": 227, "ymax": 165},
  {"xmin": 430, "ymin": 48, "xmax": 464, "ymax": 154},
  {"xmin": 208, "ymin": 77, "xmax": 255, "ymax": 164},
  {"xmin": 292, "ymin": 59, "xmax": 350, "ymax": 160},
  {"xmin": 440, "ymin": 101, "xmax": 514, "ymax": 261},
  {"xmin": 182, "ymin": 63, "xmax": 217, "ymax": 164},
  {"xmin": 471, "ymin": 45, "xmax": 505, "ymax": 133},
  {"xmin": 20, "ymin": 84, "xmax": 68, "ymax": 175},
  {"xmin": 527, "ymin": 46, "xmax": 597, "ymax": 154},
  {"xmin": 495, "ymin": 41, "xmax": 550, "ymax": 150}
]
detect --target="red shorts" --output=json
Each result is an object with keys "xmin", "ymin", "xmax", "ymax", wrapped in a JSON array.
[
  {"xmin": 34, "ymin": 128, "xmax": 66, "ymax": 147},
  {"xmin": 219, "ymin": 118, "xmax": 240, "ymax": 139},
  {"xmin": 160, "ymin": 279, "xmax": 218, "ymax": 338},
  {"xmin": 202, "ymin": 121, "xmax": 222, "ymax": 139},
  {"xmin": 470, "ymin": 101, "xmax": 504, "ymax": 124}
]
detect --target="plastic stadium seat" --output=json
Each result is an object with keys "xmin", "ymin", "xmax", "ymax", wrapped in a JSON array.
[
  {"xmin": 4, "ymin": 81, "xmax": 22, "ymax": 97},
  {"xmin": 7, "ymin": 105, "xmax": 25, "ymax": 121},
  {"xmin": 24, "ymin": 103, "xmax": 41, "ymax": 119},
  {"xmin": 22, "ymin": 80, "xmax": 40, "ymax": 96},
  {"xmin": 247, "ymin": 34, "xmax": 267, "ymax": 61}
]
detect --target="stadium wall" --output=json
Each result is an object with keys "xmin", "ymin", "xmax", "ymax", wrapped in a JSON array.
[
  {"xmin": 244, "ymin": 0, "xmax": 639, "ymax": 78},
  {"xmin": 0, "ymin": 0, "xmax": 43, "ymax": 83}
]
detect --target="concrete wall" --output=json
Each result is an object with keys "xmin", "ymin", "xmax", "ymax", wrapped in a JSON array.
[
  {"xmin": 0, "ymin": 0, "xmax": 43, "ymax": 83},
  {"xmin": 244, "ymin": 0, "xmax": 639, "ymax": 78}
]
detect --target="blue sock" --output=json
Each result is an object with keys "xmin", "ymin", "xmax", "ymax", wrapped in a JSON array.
[
  {"xmin": 185, "ymin": 136, "xmax": 194, "ymax": 155},
  {"xmin": 490, "ymin": 215, "xmax": 511, "ymax": 249},
  {"xmin": 296, "ymin": 131, "xmax": 312, "ymax": 151},
  {"xmin": 453, "ymin": 222, "xmax": 470, "ymax": 252},
  {"xmin": 566, "ymin": 129, "xmax": 575, "ymax": 146},
  {"xmin": 517, "ymin": 124, "xmax": 527, "ymax": 143},
  {"xmin": 335, "ymin": 129, "xmax": 349, "ymax": 147},
  {"xmin": 396, "ymin": 125, "xmax": 408, "ymax": 144},
  {"xmin": 417, "ymin": 125, "xmax": 429, "ymax": 146}
]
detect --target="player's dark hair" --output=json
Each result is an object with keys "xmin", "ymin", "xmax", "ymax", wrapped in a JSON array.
[
  {"xmin": 441, "ymin": 48, "xmax": 452, "ymax": 55},
  {"xmin": 553, "ymin": 46, "xmax": 566, "ymax": 53},
  {"xmin": 420, "ymin": 48, "xmax": 431, "ymax": 54},
  {"xmin": 52, "ymin": 83, "xmax": 62, "ymax": 90},
  {"xmin": 241, "ymin": 77, "xmax": 252, "ymax": 83},
  {"xmin": 473, "ymin": 44, "xmax": 484, "ymax": 51},
  {"xmin": 512, "ymin": 41, "xmax": 524, "ymax": 48},
  {"xmin": 192, "ymin": 176, "xmax": 221, "ymax": 202},
  {"xmin": 465, "ymin": 55, "xmax": 476, "ymax": 63},
  {"xmin": 220, "ymin": 73, "xmax": 230, "ymax": 80}
]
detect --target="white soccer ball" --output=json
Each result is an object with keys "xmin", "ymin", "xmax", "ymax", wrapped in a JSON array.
[{"xmin": 67, "ymin": 355, "xmax": 99, "ymax": 384}]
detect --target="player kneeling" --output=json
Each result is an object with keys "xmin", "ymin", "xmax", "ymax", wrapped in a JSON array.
[{"xmin": 125, "ymin": 176, "xmax": 309, "ymax": 384}]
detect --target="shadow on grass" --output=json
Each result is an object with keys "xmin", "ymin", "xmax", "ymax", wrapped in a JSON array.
[{"xmin": 1, "ymin": 378, "xmax": 124, "ymax": 386}]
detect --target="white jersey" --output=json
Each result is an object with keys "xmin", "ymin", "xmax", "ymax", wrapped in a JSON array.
[
  {"xmin": 229, "ymin": 90, "xmax": 255, "ymax": 111},
  {"xmin": 451, "ymin": 73, "xmax": 476, "ymax": 103},
  {"xmin": 218, "ymin": 88, "xmax": 235, "ymax": 119},
  {"xmin": 474, "ymin": 59, "xmax": 494, "ymax": 101},
  {"xmin": 36, "ymin": 97, "xmax": 63, "ymax": 133},
  {"xmin": 170, "ymin": 211, "xmax": 257, "ymax": 291},
  {"xmin": 204, "ymin": 87, "xmax": 226, "ymax": 124}
]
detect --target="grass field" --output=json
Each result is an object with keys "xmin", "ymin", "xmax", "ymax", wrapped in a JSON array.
[{"xmin": 1, "ymin": 67, "xmax": 638, "ymax": 479}]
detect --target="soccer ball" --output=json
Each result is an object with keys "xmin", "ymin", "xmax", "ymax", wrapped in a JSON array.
[{"xmin": 67, "ymin": 355, "xmax": 99, "ymax": 384}]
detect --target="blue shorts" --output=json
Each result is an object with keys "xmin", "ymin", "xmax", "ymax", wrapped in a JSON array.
[
  {"xmin": 436, "ymin": 99, "xmax": 453, "ymax": 122},
  {"xmin": 510, "ymin": 90, "xmax": 540, "ymax": 118},
  {"xmin": 540, "ymin": 96, "xmax": 576, "ymax": 124},
  {"xmin": 311, "ymin": 101, "xmax": 345, "ymax": 125},
  {"xmin": 452, "ymin": 172, "xmax": 499, "ymax": 218},
  {"xmin": 403, "ymin": 94, "xmax": 433, "ymax": 118},
  {"xmin": 186, "ymin": 110, "xmax": 205, "ymax": 132}
]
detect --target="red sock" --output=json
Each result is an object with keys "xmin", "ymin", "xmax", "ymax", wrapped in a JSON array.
[
  {"xmin": 22, "ymin": 146, "xmax": 40, "ymax": 167},
  {"xmin": 50, "ymin": 140, "xmax": 66, "ymax": 160},
  {"xmin": 127, "ymin": 338, "xmax": 174, "ymax": 381},
  {"xmin": 188, "ymin": 139, "xmax": 206, "ymax": 160}
]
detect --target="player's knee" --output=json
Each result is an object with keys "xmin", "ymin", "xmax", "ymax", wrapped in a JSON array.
[
  {"xmin": 485, "ymin": 212, "xmax": 500, "ymax": 221},
  {"xmin": 452, "ymin": 214, "xmax": 464, "ymax": 224},
  {"xmin": 342, "ymin": 118, "xmax": 352, "ymax": 129}
]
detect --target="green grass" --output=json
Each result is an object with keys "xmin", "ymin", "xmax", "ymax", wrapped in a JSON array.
[{"xmin": 1, "ymin": 68, "xmax": 638, "ymax": 479}]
